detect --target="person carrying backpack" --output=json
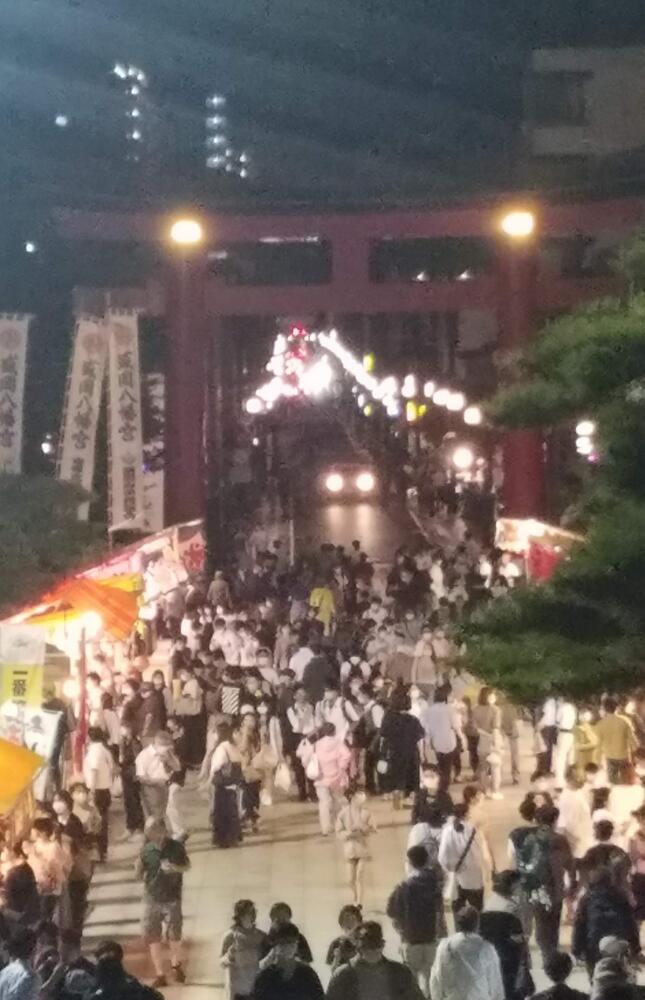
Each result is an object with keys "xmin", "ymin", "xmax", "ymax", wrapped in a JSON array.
[{"xmin": 515, "ymin": 804, "xmax": 575, "ymax": 961}]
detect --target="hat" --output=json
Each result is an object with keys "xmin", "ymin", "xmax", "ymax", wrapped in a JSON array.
[
  {"xmin": 598, "ymin": 936, "xmax": 630, "ymax": 958},
  {"xmin": 240, "ymin": 704, "xmax": 257, "ymax": 716}
]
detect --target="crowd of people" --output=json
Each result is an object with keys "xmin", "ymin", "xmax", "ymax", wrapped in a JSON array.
[{"xmin": 4, "ymin": 519, "xmax": 645, "ymax": 999}]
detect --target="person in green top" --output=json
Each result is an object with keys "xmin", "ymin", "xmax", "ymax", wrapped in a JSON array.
[{"xmin": 135, "ymin": 817, "xmax": 190, "ymax": 989}]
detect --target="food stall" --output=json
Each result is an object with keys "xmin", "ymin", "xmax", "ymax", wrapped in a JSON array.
[{"xmin": 495, "ymin": 517, "xmax": 584, "ymax": 581}]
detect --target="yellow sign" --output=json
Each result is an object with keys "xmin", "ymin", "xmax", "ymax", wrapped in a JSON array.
[
  {"xmin": 0, "ymin": 664, "xmax": 44, "ymax": 709},
  {"xmin": 0, "ymin": 625, "xmax": 45, "ymax": 710}
]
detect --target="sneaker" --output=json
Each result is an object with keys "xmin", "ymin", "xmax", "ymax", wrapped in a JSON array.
[
  {"xmin": 151, "ymin": 975, "xmax": 168, "ymax": 989},
  {"xmin": 172, "ymin": 965, "xmax": 186, "ymax": 984},
  {"xmin": 491, "ymin": 792, "xmax": 504, "ymax": 800}
]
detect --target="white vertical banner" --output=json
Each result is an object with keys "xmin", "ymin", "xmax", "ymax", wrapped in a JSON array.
[
  {"xmin": 142, "ymin": 372, "xmax": 165, "ymax": 533},
  {"xmin": 57, "ymin": 317, "xmax": 108, "ymax": 519},
  {"xmin": 107, "ymin": 311, "xmax": 144, "ymax": 530},
  {"xmin": 0, "ymin": 314, "xmax": 31, "ymax": 474}
]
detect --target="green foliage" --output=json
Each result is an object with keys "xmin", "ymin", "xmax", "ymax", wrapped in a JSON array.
[
  {"xmin": 0, "ymin": 475, "xmax": 105, "ymax": 615},
  {"xmin": 463, "ymin": 234, "xmax": 645, "ymax": 702}
]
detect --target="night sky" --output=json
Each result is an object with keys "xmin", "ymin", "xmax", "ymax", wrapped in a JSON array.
[
  {"xmin": 2, "ymin": 0, "xmax": 645, "ymax": 206},
  {"xmin": 1, "ymin": 0, "xmax": 644, "ymax": 468}
]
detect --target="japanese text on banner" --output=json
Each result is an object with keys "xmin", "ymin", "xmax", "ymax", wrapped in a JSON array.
[
  {"xmin": 107, "ymin": 312, "xmax": 144, "ymax": 529},
  {"xmin": 58, "ymin": 318, "xmax": 108, "ymax": 519},
  {"xmin": 0, "ymin": 316, "xmax": 30, "ymax": 474}
]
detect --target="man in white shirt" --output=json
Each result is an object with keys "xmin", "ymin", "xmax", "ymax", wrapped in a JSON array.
[
  {"xmin": 430, "ymin": 904, "xmax": 504, "ymax": 1000},
  {"xmin": 423, "ymin": 685, "xmax": 461, "ymax": 791},
  {"xmin": 314, "ymin": 684, "xmax": 359, "ymax": 742},
  {"xmin": 553, "ymin": 700, "xmax": 577, "ymax": 789},
  {"xmin": 136, "ymin": 732, "xmax": 179, "ymax": 820},
  {"xmin": 288, "ymin": 638, "xmax": 314, "ymax": 683},
  {"xmin": 256, "ymin": 648, "xmax": 280, "ymax": 688}
]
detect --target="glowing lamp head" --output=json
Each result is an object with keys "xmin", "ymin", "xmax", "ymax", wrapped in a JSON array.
[
  {"xmin": 464, "ymin": 405, "xmax": 483, "ymax": 426},
  {"xmin": 576, "ymin": 419, "xmax": 596, "ymax": 437},
  {"xmin": 576, "ymin": 436, "xmax": 593, "ymax": 456},
  {"xmin": 170, "ymin": 218, "xmax": 204, "ymax": 247},
  {"xmin": 62, "ymin": 678, "xmax": 80, "ymax": 700},
  {"xmin": 423, "ymin": 381, "xmax": 436, "ymax": 399},
  {"xmin": 446, "ymin": 391, "xmax": 466, "ymax": 412},
  {"xmin": 453, "ymin": 446, "xmax": 475, "ymax": 471},
  {"xmin": 325, "ymin": 472, "xmax": 344, "ymax": 493},
  {"xmin": 245, "ymin": 397, "xmax": 264, "ymax": 415},
  {"xmin": 432, "ymin": 388, "xmax": 450, "ymax": 407},
  {"xmin": 500, "ymin": 209, "xmax": 536, "ymax": 239},
  {"xmin": 356, "ymin": 472, "xmax": 376, "ymax": 493}
]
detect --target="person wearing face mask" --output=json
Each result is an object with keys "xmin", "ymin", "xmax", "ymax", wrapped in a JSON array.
[
  {"xmin": 472, "ymin": 688, "xmax": 503, "ymax": 800},
  {"xmin": 315, "ymin": 684, "xmax": 359, "ymax": 744},
  {"xmin": 117, "ymin": 720, "xmax": 145, "ymax": 842},
  {"xmin": 335, "ymin": 785, "xmax": 377, "ymax": 906},
  {"xmin": 412, "ymin": 629, "xmax": 437, "ymax": 690},
  {"xmin": 422, "ymin": 684, "xmax": 461, "ymax": 792},
  {"xmin": 327, "ymin": 920, "xmax": 424, "ymax": 1000},
  {"xmin": 135, "ymin": 732, "xmax": 179, "ymax": 821},
  {"xmin": 221, "ymin": 899, "xmax": 269, "ymax": 1000},
  {"xmin": 52, "ymin": 791, "xmax": 90, "ymax": 934},
  {"xmin": 255, "ymin": 649, "xmax": 280, "ymax": 689},
  {"xmin": 174, "ymin": 666, "xmax": 204, "ymax": 768},
  {"xmin": 254, "ymin": 922, "xmax": 324, "ymax": 1000},
  {"xmin": 412, "ymin": 764, "xmax": 454, "ymax": 825},
  {"xmin": 256, "ymin": 699, "xmax": 285, "ymax": 807}
]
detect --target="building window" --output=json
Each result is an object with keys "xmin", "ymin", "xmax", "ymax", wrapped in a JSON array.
[
  {"xmin": 528, "ymin": 71, "xmax": 590, "ymax": 126},
  {"xmin": 369, "ymin": 237, "xmax": 492, "ymax": 283},
  {"xmin": 208, "ymin": 238, "xmax": 331, "ymax": 286}
]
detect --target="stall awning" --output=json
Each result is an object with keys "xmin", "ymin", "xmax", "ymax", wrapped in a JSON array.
[
  {"xmin": 0, "ymin": 738, "xmax": 44, "ymax": 814},
  {"xmin": 11, "ymin": 578, "xmax": 139, "ymax": 640}
]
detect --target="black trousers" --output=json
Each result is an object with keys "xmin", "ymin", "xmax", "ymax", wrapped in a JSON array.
[
  {"xmin": 436, "ymin": 751, "xmax": 453, "ymax": 792},
  {"xmin": 93, "ymin": 788, "xmax": 111, "ymax": 861},
  {"xmin": 533, "ymin": 900, "xmax": 562, "ymax": 960},
  {"xmin": 122, "ymin": 773, "xmax": 144, "ymax": 833}
]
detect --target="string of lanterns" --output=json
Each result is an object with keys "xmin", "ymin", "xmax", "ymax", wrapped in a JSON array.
[{"xmin": 245, "ymin": 326, "xmax": 484, "ymax": 429}]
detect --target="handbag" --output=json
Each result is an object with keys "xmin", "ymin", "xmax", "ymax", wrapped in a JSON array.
[
  {"xmin": 306, "ymin": 754, "xmax": 321, "ymax": 781},
  {"xmin": 275, "ymin": 762, "xmax": 292, "ymax": 794},
  {"xmin": 443, "ymin": 826, "xmax": 476, "ymax": 902}
]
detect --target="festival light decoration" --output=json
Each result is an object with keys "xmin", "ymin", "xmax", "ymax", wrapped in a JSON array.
[{"xmin": 245, "ymin": 326, "xmax": 484, "ymax": 429}]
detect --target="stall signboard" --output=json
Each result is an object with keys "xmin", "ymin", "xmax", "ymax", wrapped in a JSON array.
[
  {"xmin": 0, "ymin": 705, "xmax": 61, "ymax": 800},
  {"xmin": 0, "ymin": 625, "xmax": 45, "ymax": 712}
]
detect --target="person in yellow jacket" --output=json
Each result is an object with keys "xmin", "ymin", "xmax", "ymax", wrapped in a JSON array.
[
  {"xmin": 573, "ymin": 708, "xmax": 599, "ymax": 775},
  {"xmin": 309, "ymin": 580, "xmax": 336, "ymax": 636},
  {"xmin": 595, "ymin": 697, "xmax": 637, "ymax": 783}
]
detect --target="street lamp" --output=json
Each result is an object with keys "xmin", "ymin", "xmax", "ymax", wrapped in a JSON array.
[
  {"xmin": 169, "ymin": 218, "xmax": 204, "ymax": 247},
  {"xmin": 500, "ymin": 209, "xmax": 536, "ymax": 240}
]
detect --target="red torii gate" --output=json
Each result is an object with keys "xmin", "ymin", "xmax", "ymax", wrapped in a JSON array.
[{"xmin": 56, "ymin": 195, "xmax": 645, "ymax": 526}]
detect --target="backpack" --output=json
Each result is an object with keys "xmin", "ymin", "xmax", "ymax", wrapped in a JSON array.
[{"xmin": 516, "ymin": 829, "xmax": 552, "ymax": 896}]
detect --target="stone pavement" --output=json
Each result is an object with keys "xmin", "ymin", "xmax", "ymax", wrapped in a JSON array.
[{"xmin": 83, "ymin": 727, "xmax": 629, "ymax": 998}]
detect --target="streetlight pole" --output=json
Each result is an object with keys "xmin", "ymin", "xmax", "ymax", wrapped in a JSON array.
[
  {"xmin": 497, "ymin": 208, "xmax": 545, "ymax": 519},
  {"xmin": 166, "ymin": 218, "xmax": 207, "ymax": 528}
]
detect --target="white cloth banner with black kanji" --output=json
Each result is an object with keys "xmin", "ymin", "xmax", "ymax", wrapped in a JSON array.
[
  {"xmin": 107, "ymin": 311, "xmax": 144, "ymax": 530},
  {"xmin": 57, "ymin": 317, "xmax": 108, "ymax": 519},
  {"xmin": 0, "ymin": 315, "xmax": 30, "ymax": 474}
]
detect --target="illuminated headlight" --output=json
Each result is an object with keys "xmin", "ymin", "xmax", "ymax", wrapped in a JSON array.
[
  {"xmin": 325, "ymin": 472, "xmax": 344, "ymax": 493},
  {"xmin": 356, "ymin": 472, "xmax": 376, "ymax": 493}
]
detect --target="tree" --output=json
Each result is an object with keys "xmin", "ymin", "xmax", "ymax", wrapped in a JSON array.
[
  {"xmin": 462, "ymin": 235, "xmax": 645, "ymax": 703},
  {"xmin": 0, "ymin": 475, "xmax": 105, "ymax": 615}
]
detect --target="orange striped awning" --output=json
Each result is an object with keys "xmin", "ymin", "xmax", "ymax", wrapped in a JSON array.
[{"xmin": 26, "ymin": 578, "xmax": 139, "ymax": 640}]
